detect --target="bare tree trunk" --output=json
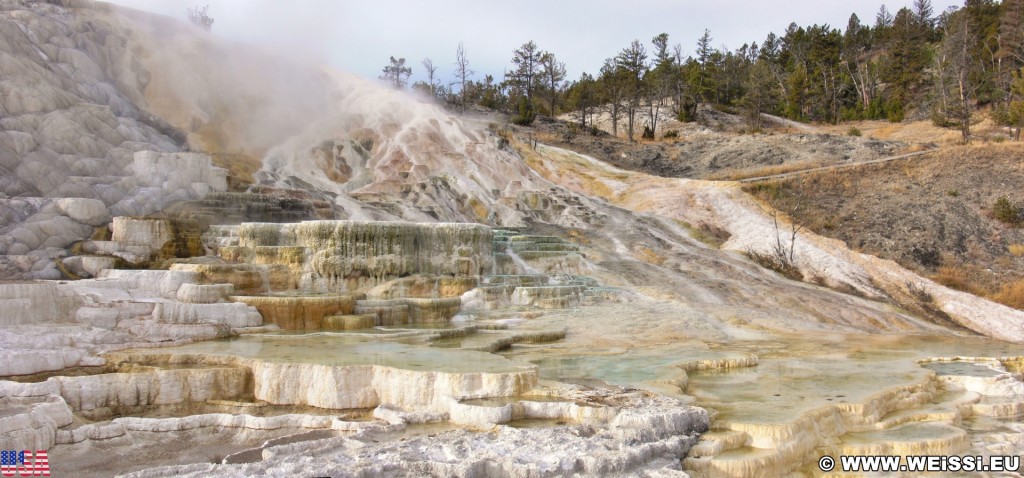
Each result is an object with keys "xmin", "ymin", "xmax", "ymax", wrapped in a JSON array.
[
  {"xmin": 626, "ymin": 106, "xmax": 635, "ymax": 141},
  {"xmin": 610, "ymin": 102, "xmax": 619, "ymax": 137}
]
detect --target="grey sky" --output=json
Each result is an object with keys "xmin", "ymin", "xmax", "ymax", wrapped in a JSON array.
[{"xmin": 106, "ymin": 0, "xmax": 963, "ymax": 86}]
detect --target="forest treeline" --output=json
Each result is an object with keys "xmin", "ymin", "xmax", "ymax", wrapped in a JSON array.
[{"xmin": 381, "ymin": 0, "xmax": 1024, "ymax": 142}]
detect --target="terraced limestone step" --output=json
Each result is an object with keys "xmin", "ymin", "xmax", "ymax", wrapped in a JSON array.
[
  {"xmin": 510, "ymin": 285, "xmax": 584, "ymax": 309},
  {"xmin": 354, "ymin": 299, "xmax": 410, "ymax": 326},
  {"xmin": 323, "ymin": 314, "xmax": 379, "ymax": 331},
  {"xmin": 229, "ymin": 293, "xmax": 360, "ymax": 330},
  {"xmin": 687, "ymin": 429, "xmax": 751, "ymax": 458},
  {"xmin": 202, "ymin": 225, "xmax": 241, "ymax": 251},
  {"xmin": 483, "ymin": 275, "xmax": 550, "ymax": 287}
]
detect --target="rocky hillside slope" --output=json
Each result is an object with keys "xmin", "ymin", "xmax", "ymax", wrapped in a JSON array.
[
  {"xmin": 546, "ymin": 108, "xmax": 917, "ymax": 180},
  {"xmin": 754, "ymin": 144, "xmax": 1024, "ymax": 310}
]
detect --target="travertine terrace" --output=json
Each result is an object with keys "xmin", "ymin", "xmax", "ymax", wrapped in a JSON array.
[{"xmin": 2, "ymin": 1, "xmax": 1024, "ymax": 477}]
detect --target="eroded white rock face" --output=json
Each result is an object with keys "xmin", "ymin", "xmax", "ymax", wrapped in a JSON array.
[
  {"xmin": 175, "ymin": 283, "xmax": 233, "ymax": 304},
  {"xmin": 54, "ymin": 198, "xmax": 110, "ymax": 227},
  {"xmin": 0, "ymin": 269, "xmax": 263, "ymax": 377},
  {"xmin": 0, "ymin": 1, "xmax": 232, "ymax": 278},
  {"xmin": 0, "ymin": 0, "xmax": 239, "ymax": 278},
  {"xmin": 132, "ymin": 151, "xmax": 228, "ymax": 194},
  {"xmin": 0, "ymin": 394, "xmax": 74, "ymax": 451},
  {"xmin": 227, "ymin": 220, "xmax": 494, "ymax": 293}
]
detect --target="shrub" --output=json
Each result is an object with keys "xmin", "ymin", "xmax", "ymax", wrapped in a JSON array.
[
  {"xmin": 663, "ymin": 130, "xmax": 679, "ymax": 139},
  {"xmin": 887, "ymin": 104, "xmax": 904, "ymax": 123},
  {"xmin": 906, "ymin": 281, "xmax": 934, "ymax": 303},
  {"xmin": 846, "ymin": 127, "xmax": 862, "ymax": 137},
  {"xmin": 931, "ymin": 109, "xmax": 954, "ymax": 128},
  {"xmin": 993, "ymin": 197, "xmax": 1021, "ymax": 225},
  {"xmin": 746, "ymin": 181, "xmax": 784, "ymax": 200},
  {"xmin": 511, "ymin": 97, "xmax": 535, "ymax": 126},
  {"xmin": 746, "ymin": 249, "xmax": 803, "ymax": 281}
]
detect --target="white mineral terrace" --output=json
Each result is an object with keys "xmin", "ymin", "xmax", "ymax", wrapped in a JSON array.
[{"xmin": 2, "ymin": 216, "xmax": 1023, "ymax": 477}]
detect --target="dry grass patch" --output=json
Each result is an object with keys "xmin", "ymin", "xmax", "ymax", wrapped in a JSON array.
[
  {"xmin": 1009, "ymin": 244, "xmax": 1024, "ymax": 257},
  {"xmin": 992, "ymin": 280, "xmax": 1024, "ymax": 310},
  {"xmin": 932, "ymin": 264, "xmax": 1024, "ymax": 310},
  {"xmin": 932, "ymin": 265, "xmax": 989, "ymax": 297},
  {"xmin": 634, "ymin": 246, "xmax": 667, "ymax": 266}
]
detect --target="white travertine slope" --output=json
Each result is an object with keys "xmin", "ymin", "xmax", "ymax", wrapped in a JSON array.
[
  {"xmin": 0, "ymin": 1, "xmax": 230, "ymax": 279},
  {"xmin": 528, "ymin": 144, "xmax": 1024, "ymax": 343}
]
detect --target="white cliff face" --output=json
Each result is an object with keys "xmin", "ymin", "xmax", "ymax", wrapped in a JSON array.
[{"xmin": 248, "ymin": 361, "xmax": 534, "ymax": 411}]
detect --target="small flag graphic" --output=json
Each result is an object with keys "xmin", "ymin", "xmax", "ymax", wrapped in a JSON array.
[{"xmin": 0, "ymin": 450, "xmax": 49, "ymax": 477}]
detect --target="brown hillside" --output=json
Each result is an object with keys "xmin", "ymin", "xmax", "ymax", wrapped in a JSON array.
[{"xmin": 750, "ymin": 144, "xmax": 1024, "ymax": 309}]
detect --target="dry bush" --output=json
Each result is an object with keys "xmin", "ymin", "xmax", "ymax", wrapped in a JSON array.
[
  {"xmin": 806, "ymin": 170, "xmax": 852, "ymax": 192},
  {"xmin": 931, "ymin": 264, "xmax": 1024, "ymax": 310},
  {"xmin": 993, "ymin": 197, "xmax": 1022, "ymax": 225},
  {"xmin": 932, "ymin": 266, "xmax": 987, "ymax": 296},
  {"xmin": 992, "ymin": 280, "xmax": 1024, "ymax": 310},
  {"xmin": 1009, "ymin": 244, "xmax": 1024, "ymax": 257},
  {"xmin": 690, "ymin": 222, "xmax": 732, "ymax": 248},
  {"xmin": 745, "ymin": 248, "xmax": 803, "ymax": 281}
]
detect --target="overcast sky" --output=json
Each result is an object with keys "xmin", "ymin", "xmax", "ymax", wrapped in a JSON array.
[{"xmin": 106, "ymin": 0, "xmax": 963, "ymax": 86}]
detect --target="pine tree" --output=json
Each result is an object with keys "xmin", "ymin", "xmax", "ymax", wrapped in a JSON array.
[
  {"xmin": 539, "ymin": 52, "xmax": 567, "ymax": 116},
  {"xmin": 695, "ymin": 30, "xmax": 716, "ymax": 104},
  {"xmin": 508, "ymin": 41, "xmax": 543, "ymax": 104},
  {"xmin": 999, "ymin": 0, "xmax": 1024, "ymax": 66},
  {"xmin": 616, "ymin": 40, "xmax": 648, "ymax": 141},
  {"xmin": 381, "ymin": 57, "xmax": 412, "ymax": 89}
]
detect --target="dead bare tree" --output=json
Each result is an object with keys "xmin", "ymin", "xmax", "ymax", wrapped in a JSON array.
[
  {"xmin": 746, "ymin": 187, "xmax": 805, "ymax": 280},
  {"xmin": 422, "ymin": 58, "xmax": 438, "ymax": 98},
  {"xmin": 453, "ymin": 43, "xmax": 474, "ymax": 112},
  {"xmin": 936, "ymin": 12, "xmax": 980, "ymax": 143},
  {"xmin": 186, "ymin": 4, "xmax": 214, "ymax": 31}
]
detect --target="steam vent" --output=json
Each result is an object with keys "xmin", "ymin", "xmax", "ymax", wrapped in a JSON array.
[{"xmin": 4, "ymin": 0, "xmax": 1024, "ymax": 477}]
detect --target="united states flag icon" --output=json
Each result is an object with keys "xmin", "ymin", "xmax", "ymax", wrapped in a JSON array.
[{"xmin": 0, "ymin": 450, "xmax": 50, "ymax": 477}]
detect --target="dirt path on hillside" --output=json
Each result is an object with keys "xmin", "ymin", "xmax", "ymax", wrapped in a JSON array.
[{"xmin": 738, "ymin": 149, "xmax": 940, "ymax": 183}]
